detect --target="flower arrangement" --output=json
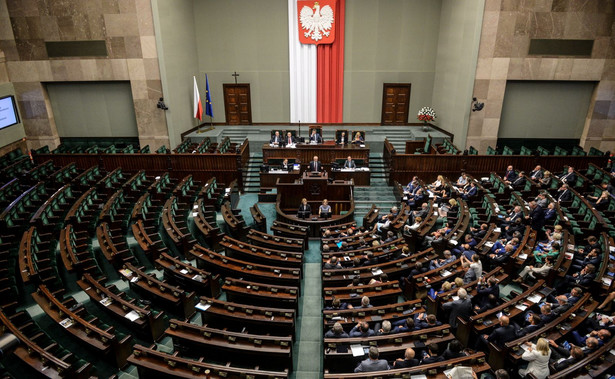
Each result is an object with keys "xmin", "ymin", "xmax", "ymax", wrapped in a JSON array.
[{"xmin": 417, "ymin": 106, "xmax": 436, "ymax": 122}]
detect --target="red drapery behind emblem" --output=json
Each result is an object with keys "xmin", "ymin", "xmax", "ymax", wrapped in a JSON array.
[{"xmin": 317, "ymin": 0, "xmax": 344, "ymax": 123}]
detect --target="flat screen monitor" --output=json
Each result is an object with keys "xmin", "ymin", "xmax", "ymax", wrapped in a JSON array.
[{"xmin": 0, "ymin": 96, "xmax": 20, "ymax": 130}]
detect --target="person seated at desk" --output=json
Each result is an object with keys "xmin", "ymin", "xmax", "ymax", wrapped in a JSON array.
[
  {"xmin": 351, "ymin": 132, "xmax": 364, "ymax": 144},
  {"xmin": 336, "ymin": 131, "xmax": 347, "ymax": 145},
  {"xmin": 297, "ymin": 198, "xmax": 311, "ymax": 219},
  {"xmin": 309, "ymin": 155, "xmax": 323, "ymax": 172},
  {"xmin": 343, "ymin": 155, "xmax": 356, "ymax": 169},
  {"xmin": 280, "ymin": 158, "xmax": 292, "ymax": 172},
  {"xmin": 283, "ymin": 131, "xmax": 296, "ymax": 147},
  {"xmin": 309, "ymin": 129, "xmax": 322, "ymax": 144},
  {"xmin": 270, "ymin": 130, "xmax": 282, "ymax": 146},
  {"xmin": 319, "ymin": 199, "xmax": 332, "ymax": 219}
]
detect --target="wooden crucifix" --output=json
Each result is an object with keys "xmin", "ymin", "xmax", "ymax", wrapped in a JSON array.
[{"xmin": 232, "ymin": 71, "xmax": 239, "ymax": 84}]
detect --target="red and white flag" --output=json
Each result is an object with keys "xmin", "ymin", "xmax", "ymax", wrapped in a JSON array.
[
  {"xmin": 193, "ymin": 76, "xmax": 203, "ymax": 121},
  {"xmin": 298, "ymin": 0, "xmax": 336, "ymax": 45}
]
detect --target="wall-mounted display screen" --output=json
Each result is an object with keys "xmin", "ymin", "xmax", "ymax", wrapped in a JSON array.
[{"xmin": 0, "ymin": 96, "xmax": 20, "ymax": 130}]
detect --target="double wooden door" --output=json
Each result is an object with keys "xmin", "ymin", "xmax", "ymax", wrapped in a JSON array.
[
  {"xmin": 381, "ymin": 83, "xmax": 411, "ymax": 125},
  {"xmin": 223, "ymin": 84, "xmax": 252, "ymax": 125}
]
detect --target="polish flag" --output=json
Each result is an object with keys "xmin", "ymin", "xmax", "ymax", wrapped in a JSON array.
[{"xmin": 193, "ymin": 76, "xmax": 203, "ymax": 121}]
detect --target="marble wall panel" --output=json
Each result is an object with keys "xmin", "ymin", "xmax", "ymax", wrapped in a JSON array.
[
  {"xmin": 466, "ymin": 1, "xmax": 614, "ymax": 152},
  {"xmin": 2, "ymin": 0, "xmax": 168, "ymax": 151}
]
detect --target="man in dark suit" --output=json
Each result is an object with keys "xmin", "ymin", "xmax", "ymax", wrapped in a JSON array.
[
  {"xmin": 558, "ymin": 264, "xmax": 596, "ymax": 292},
  {"xmin": 525, "ymin": 201, "xmax": 545, "ymax": 238},
  {"xmin": 479, "ymin": 315, "xmax": 517, "ymax": 349},
  {"xmin": 556, "ymin": 184, "xmax": 572, "ymax": 202},
  {"xmin": 336, "ymin": 131, "xmax": 347, "ymax": 145},
  {"xmin": 270, "ymin": 131, "xmax": 282, "ymax": 146},
  {"xmin": 511, "ymin": 171, "xmax": 527, "ymax": 188},
  {"xmin": 559, "ymin": 166, "xmax": 577, "ymax": 185},
  {"xmin": 280, "ymin": 158, "xmax": 292, "ymax": 171},
  {"xmin": 283, "ymin": 131, "xmax": 296, "ymax": 146},
  {"xmin": 529, "ymin": 165, "xmax": 544, "ymax": 180},
  {"xmin": 343, "ymin": 156, "xmax": 356, "ymax": 169},
  {"xmin": 442, "ymin": 288, "xmax": 473, "ymax": 328},
  {"xmin": 462, "ymin": 182, "xmax": 478, "ymax": 200},
  {"xmin": 309, "ymin": 155, "xmax": 323, "ymax": 172},
  {"xmin": 503, "ymin": 165, "xmax": 517, "ymax": 184},
  {"xmin": 516, "ymin": 314, "xmax": 541, "ymax": 337},
  {"xmin": 421, "ymin": 343, "xmax": 445, "ymax": 364},
  {"xmin": 309, "ymin": 129, "xmax": 322, "ymax": 144},
  {"xmin": 393, "ymin": 348, "xmax": 419, "ymax": 368}
]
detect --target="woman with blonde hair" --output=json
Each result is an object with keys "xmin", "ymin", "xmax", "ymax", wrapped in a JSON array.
[
  {"xmin": 519, "ymin": 338, "xmax": 551, "ymax": 378},
  {"xmin": 453, "ymin": 277, "xmax": 464, "ymax": 288}
]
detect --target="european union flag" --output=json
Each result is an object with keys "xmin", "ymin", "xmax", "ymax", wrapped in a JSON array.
[{"xmin": 205, "ymin": 74, "xmax": 213, "ymax": 118}]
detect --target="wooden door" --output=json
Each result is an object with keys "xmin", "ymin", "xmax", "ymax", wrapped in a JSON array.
[
  {"xmin": 223, "ymin": 84, "xmax": 252, "ymax": 125},
  {"xmin": 381, "ymin": 83, "xmax": 411, "ymax": 125}
]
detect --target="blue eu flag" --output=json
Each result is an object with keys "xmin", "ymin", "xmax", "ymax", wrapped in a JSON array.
[{"xmin": 205, "ymin": 74, "xmax": 213, "ymax": 118}]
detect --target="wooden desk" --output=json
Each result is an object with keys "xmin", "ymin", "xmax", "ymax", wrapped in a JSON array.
[
  {"xmin": 262, "ymin": 143, "xmax": 369, "ymax": 168},
  {"xmin": 260, "ymin": 169, "xmax": 301, "ymax": 188},
  {"xmin": 277, "ymin": 172, "xmax": 353, "ymax": 208},
  {"xmin": 330, "ymin": 168, "xmax": 370, "ymax": 186}
]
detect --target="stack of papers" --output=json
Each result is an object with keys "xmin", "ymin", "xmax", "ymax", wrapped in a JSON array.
[
  {"xmin": 527, "ymin": 294, "xmax": 542, "ymax": 303},
  {"xmin": 125, "ymin": 310, "xmax": 140, "ymax": 322},
  {"xmin": 195, "ymin": 302, "xmax": 211, "ymax": 312},
  {"xmin": 60, "ymin": 318, "xmax": 74, "ymax": 328},
  {"xmin": 350, "ymin": 344, "xmax": 365, "ymax": 357},
  {"xmin": 515, "ymin": 304, "xmax": 528, "ymax": 311},
  {"xmin": 99, "ymin": 297, "xmax": 113, "ymax": 307}
]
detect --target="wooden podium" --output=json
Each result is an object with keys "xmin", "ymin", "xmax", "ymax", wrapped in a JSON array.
[
  {"xmin": 276, "ymin": 172, "xmax": 355, "ymax": 236},
  {"xmin": 277, "ymin": 172, "xmax": 352, "ymax": 209}
]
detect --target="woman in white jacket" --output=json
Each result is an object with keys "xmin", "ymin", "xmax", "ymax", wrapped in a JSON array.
[{"xmin": 519, "ymin": 338, "xmax": 551, "ymax": 379}]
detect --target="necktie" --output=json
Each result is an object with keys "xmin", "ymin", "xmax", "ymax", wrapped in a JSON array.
[{"xmin": 288, "ymin": 137, "xmax": 291, "ymax": 145}]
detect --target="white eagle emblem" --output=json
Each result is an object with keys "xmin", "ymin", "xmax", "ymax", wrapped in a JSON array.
[{"xmin": 300, "ymin": 2, "xmax": 334, "ymax": 42}]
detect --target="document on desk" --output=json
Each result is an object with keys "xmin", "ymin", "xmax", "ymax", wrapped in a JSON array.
[
  {"xmin": 125, "ymin": 310, "xmax": 140, "ymax": 322},
  {"xmin": 527, "ymin": 294, "xmax": 542, "ymax": 303},
  {"xmin": 350, "ymin": 344, "xmax": 365, "ymax": 357},
  {"xmin": 195, "ymin": 302, "xmax": 211, "ymax": 312}
]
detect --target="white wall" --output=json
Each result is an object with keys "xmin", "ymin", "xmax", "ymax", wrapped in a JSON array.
[
  {"xmin": 152, "ymin": 0, "xmax": 200, "ymax": 147},
  {"xmin": 431, "ymin": 0, "xmax": 485, "ymax": 149}
]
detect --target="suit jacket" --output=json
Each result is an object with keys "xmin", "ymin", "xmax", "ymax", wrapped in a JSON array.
[
  {"xmin": 442, "ymin": 297, "xmax": 473, "ymax": 327},
  {"xmin": 464, "ymin": 186, "xmax": 478, "ymax": 198},
  {"xmin": 512, "ymin": 176, "xmax": 527, "ymax": 188},
  {"xmin": 324, "ymin": 330, "xmax": 348, "ymax": 338},
  {"xmin": 298, "ymin": 204, "xmax": 311, "ymax": 214},
  {"xmin": 544, "ymin": 208, "xmax": 556, "ymax": 221},
  {"xmin": 421, "ymin": 355, "xmax": 445, "ymax": 364},
  {"xmin": 560, "ymin": 172, "xmax": 577, "ymax": 184},
  {"xmin": 283, "ymin": 136, "xmax": 296, "ymax": 146},
  {"xmin": 488, "ymin": 324, "xmax": 517, "ymax": 346},
  {"xmin": 336, "ymin": 135, "xmax": 347, "ymax": 144},
  {"xmin": 504, "ymin": 170, "xmax": 518, "ymax": 182},
  {"xmin": 309, "ymin": 161, "xmax": 323, "ymax": 172},
  {"xmin": 343, "ymin": 160, "xmax": 356, "ymax": 169},
  {"xmin": 270, "ymin": 134, "xmax": 282, "ymax": 144},
  {"xmin": 557, "ymin": 189, "xmax": 572, "ymax": 202},
  {"xmin": 574, "ymin": 272, "xmax": 596, "ymax": 286},
  {"xmin": 530, "ymin": 170, "xmax": 544, "ymax": 180},
  {"xmin": 309, "ymin": 133, "xmax": 322, "ymax": 143},
  {"xmin": 528, "ymin": 205, "xmax": 545, "ymax": 230},
  {"xmin": 393, "ymin": 358, "xmax": 419, "ymax": 368},
  {"xmin": 516, "ymin": 324, "xmax": 540, "ymax": 337},
  {"xmin": 354, "ymin": 358, "xmax": 389, "ymax": 372}
]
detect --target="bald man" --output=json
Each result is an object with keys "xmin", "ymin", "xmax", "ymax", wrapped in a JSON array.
[{"xmin": 484, "ymin": 315, "xmax": 517, "ymax": 347}]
